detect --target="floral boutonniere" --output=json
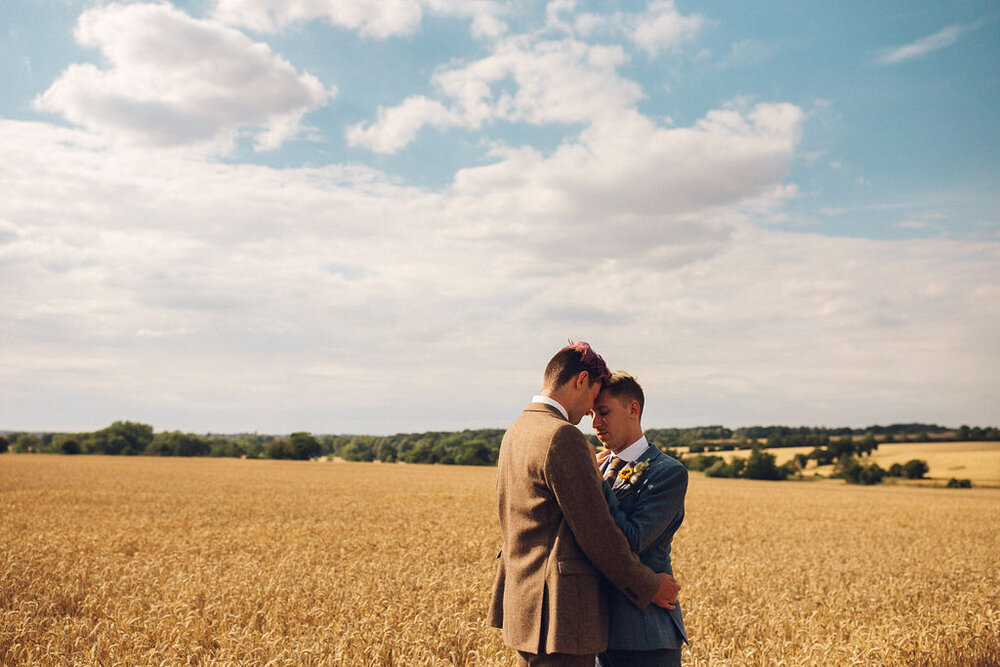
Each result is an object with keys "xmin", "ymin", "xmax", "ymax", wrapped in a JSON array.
[{"xmin": 617, "ymin": 460, "xmax": 650, "ymax": 485}]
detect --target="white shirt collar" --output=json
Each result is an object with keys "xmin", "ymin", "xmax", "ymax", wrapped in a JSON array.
[
  {"xmin": 531, "ymin": 395, "xmax": 568, "ymax": 420},
  {"xmin": 615, "ymin": 435, "xmax": 650, "ymax": 462}
]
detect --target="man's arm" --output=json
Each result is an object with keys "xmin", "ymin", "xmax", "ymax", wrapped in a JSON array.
[
  {"xmin": 605, "ymin": 461, "xmax": 688, "ymax": 555},
  {"xmin": 546, "ymin": 425, "xmax": 669, "ymax": 610}
]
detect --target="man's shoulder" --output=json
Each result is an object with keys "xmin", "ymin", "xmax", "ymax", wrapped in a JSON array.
[
  {"xmin": 509, "ymin": 404, "xmax": 563, "ymax": 430},
  {"xmin": 645, "ymin": 448, "xmax": 688, "ymax": 478},
  {"xmin": 506, "ymin": 406, "xmax": 581, "ymax": 447}
]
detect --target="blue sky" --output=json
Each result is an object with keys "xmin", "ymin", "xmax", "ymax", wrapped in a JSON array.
[{"xmin": 1, "ymin": 0, "xmax": 997, "ymax": 434}]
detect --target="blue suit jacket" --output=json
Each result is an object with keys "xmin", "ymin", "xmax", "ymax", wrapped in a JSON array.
[{"xmin": 601, "ymin": 444, "xmax": 688, "ymax": 650}]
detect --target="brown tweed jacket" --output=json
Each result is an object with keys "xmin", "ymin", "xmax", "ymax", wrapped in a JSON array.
[{"xmin": 488, "ymin": 403, "xmax": 661, "ymax": 655}]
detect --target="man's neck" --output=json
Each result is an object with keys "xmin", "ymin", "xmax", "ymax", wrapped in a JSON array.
[
  {"xmin": 610, "ymin": 432, "xmax": 647, "ymax": 458},
  {"xmin": 532, "ymin": 394, "xmax": 568, "ymax": 420},
  {"xmin": 539, "ymin": 387, "xmax": 575, "ymax": 422}
]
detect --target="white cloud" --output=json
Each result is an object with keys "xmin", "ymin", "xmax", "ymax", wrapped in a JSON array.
[
  {"xmin": 718, "ymin": 38, "xmax": 772, "ymax": 68},
  {"xmin": 33, "ymin": 3, "xmax": 330, "ymax": 153},
  {"xmin": 213, "ymin": 0, "xmax": 509, "ymax": 38},
  {"xmin": 452, "ymin": 102, "xmax": 804, "ymax": 240},
  {"xmin": 575, "ymin": 1, "xmax": 704, "ymax": 57},
  {"xmin": 627, "ymin": 0, "xmax": 705, "ymax": 58},
  {"xmin": 342, "ymin": 0, "xmax": 705, "ymax": 154},
  {"xmin": 346, "ymin": 96, "xmax": 460, "ymax": 153},
  {"xmin": 877, "ymin": 24, "xmax": 972, "ymax": 64},
  {"xmin": 347, "ymin": 35, "xmax": 641, "ymax": 153},
  {"xmin": 5, "ymin": 2, "xmax": 998, "ymax": 434},
  {"xmin": 1, "ymin": 118, "xmax": 997, "ymax": 432}
]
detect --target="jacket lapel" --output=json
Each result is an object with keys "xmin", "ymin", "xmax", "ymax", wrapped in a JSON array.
[{"xmin": 614, "ymin": 446, "xmax": 662, "ymax": 497}]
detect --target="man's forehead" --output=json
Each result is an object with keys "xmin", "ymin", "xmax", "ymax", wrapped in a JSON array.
[{"xmin": 594, "ymin": 392, "xmax": 618, "ymax": 407}]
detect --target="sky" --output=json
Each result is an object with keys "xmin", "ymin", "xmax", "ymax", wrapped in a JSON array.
[{"xmin": 1, "ymin": 0, "xmax": 998, "ymax": 436}]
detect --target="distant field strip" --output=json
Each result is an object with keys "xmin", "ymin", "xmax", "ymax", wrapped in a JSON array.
[
  {"xmin": 1, "ymin": 455, "xmax": 998, "ymax": 665},
  {"xmin": 704, "ymin": 441, "xmax": 1000, "ymax": 485}
]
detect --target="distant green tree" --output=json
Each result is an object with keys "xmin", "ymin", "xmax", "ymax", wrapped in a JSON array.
[
  {"xmin": 744, "ymin": 447, "xmax": 786, "ymax": 480},
  {"xmin": 454, "ymin": 440, "xmax": 491, "ymax": 466},
  {"xmin": 887, "ymin": 462, "xmax": 905, "ymax": 477},
  {"xmin": 781, "ymin": 457, "xmax": 804, "ymax": 479},
  {"xmin": 59, "ymin": 438, "xmax": 82, "ymax": 455},
  {"xmin": 11, "ymin": 433, "xmax": 43, "ymax": 453},
  {"xmin": 946, "ymin": 478, "xmax": 972, "ymax": 488},
  {"xmin": 265, "ymin": 439, "xmax": 293, "ymax": 459},
  {"xmin": 683, "ymin": 454, "xmax": 724, "ymax": 472},
  {"xmin": 339, "ymin": 438, "xmax": 375, "ymax": 462},
  {"xmin": 861, "ymin": 464, "xmax": 886, "ymax": 485},
  {"xmin": 809, "ymin": 447, "xmax": 835, "ymax": 466},
  {"xmin": 404, "ymin": 443, "xmax": 435, "ymax": 464},
  {"xmin": 289, "ymin": 432, "xmax": 321, "ymax": 460},
  {"xmin": 843, "ymin": 460, "xmax": 886, "ymax": 485},
  {"xmin": 842, "ymin": 460, "xmax": 863, "ymax": 484},
  {"xmin": 0, "ymin": 435, "xmax": 8, "ymax": 453},
  {"xmin": 727, "ymin": 457, "xmax": 746, "ymax": 478},
  {"xmin": 90, "ymin": 421, "xmax": 154, "ymax": 455},
  {"xmin": 703, "ymin": 459, "xmax": 730, "ymax": 478},
  {"xmin": 703, "ymin": 456, "xmax": 747, "ymax": 478},
  {"xmin": 147, "ymin": 431, "xmax": 211, "ymax": 457},
  {"xmin": 903, "ymin": 459, "xmax": 929, "ymax": 480},
  {"xmin": 829, "ymin": 434, "xmax": 856, "ymax": 459},
  {"xmin": 858, "ymin": 432, "xmax": 878, "ymax": 455}
]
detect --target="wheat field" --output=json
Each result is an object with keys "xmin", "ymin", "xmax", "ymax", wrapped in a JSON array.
[{"xmin": 2, "ymin": 454, "xmax": 998, "ymax": 665}]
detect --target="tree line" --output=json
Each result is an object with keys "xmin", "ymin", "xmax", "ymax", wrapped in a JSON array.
[
  {"xmin": 1, "ymin": 420, "xmax": 994, "ymax": 485},
  {"xmin": 0, "ymin": 421, "xmax": 504, "ymax": 466},
  {"xmin": 650, "ymin": 424, "xmax": 999, "ymax": 454}
]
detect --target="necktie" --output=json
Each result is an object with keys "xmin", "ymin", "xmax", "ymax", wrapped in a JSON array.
[{"xmin": 604, "ymin": 456, "xmax": 626, "ymax": 482}]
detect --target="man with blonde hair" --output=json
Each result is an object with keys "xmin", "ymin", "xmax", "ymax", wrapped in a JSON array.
[{"xmin": 593, "ymin": 371, "xmax": 688, "ymax": 666}]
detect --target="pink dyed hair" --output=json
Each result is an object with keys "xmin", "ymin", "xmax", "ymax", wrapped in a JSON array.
[{"xmin": 543, "ymin": 340, "xmax": 611, "ymax": 389}]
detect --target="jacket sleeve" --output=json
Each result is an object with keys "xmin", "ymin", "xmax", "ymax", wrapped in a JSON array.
[
  {"xmin": 606, "ymin": 463, "xmax": 687, "ymax": 554},
  {"xmin": 545, "ymin": 425, "xmax": 660, "ymax": 609}
]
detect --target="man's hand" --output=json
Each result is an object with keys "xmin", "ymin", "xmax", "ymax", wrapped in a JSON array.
[
  {"xmin": 594, "ymin": 447, "xmax": 611, "ymax": 475},
  {"xmin": 651, "ymin": 573, "xmax": 680, "ymax": 610}
]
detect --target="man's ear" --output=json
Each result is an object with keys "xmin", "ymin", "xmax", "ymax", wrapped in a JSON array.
[
  {"xmin": 628, "ymin": 400, "xmax": 640, "ymax": 418},
  {"xmin": 574, "ymin": 371, "xmax": 590, "ymax": 389}
]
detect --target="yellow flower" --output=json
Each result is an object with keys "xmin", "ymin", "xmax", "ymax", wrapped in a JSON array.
[{"xmin": 624, "ymin": 460, "xmax": 650, "ymax": 484}]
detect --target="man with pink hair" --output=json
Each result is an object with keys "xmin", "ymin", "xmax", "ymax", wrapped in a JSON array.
[{"xmin": 489, "ymin": 342, "xmax": 680, "ymax": 666}]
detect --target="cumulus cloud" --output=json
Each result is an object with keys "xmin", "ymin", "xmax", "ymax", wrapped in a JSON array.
[
  {"xmin": 346, "ymin": 35, "xmax": 641, "ymax": 153},
  {"xmin": 626, "ymin": 0, "xmax": 705, "ymax": 57},
  {"xmin": 344, "ymin": 1, "xmax": 704, "ymax": 154},
  {"xmin": 342, "ymin": 33, "xmax": 805, "ymax": 271},
  {"xmin": 451, "ymin": 102, "xmax": 804, "ymax": 252},
  {"xmin": 2, "ymin": 119, "xmax": 997, "ymax": 432},
  {"xmin": 346, "ymin": 96, "xmax": 460, "ymax": 153},
  {"xmin": 33, "ymin": 2, "xmax": 331, "ymax": 153},
  {"xmin": 343, "ymin": 0, "xmax": 705, "ymax": 155},
  {"xmin": 877, "ymin": 24, "xmax": 972, "ymax": 64},
  {"xmin": 5, "ymin": 2, "xmax": 998, "ymax": 434},
  {"xmin": 213, "ymin": 0, "xmax": 509, "ymax": 38}
]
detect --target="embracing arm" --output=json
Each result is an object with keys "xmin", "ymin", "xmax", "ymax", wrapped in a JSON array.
[{"xmin": 546, "ymin": 426, "xmax": 662, "ymax": 609}]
